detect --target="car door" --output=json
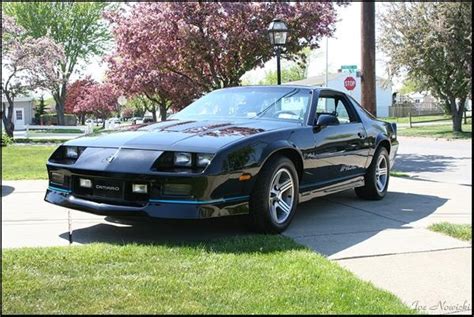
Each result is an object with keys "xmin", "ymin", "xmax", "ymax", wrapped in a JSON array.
[{"xmin": 303, "ymin": 90, "xmax": 369, "ymax": 189}]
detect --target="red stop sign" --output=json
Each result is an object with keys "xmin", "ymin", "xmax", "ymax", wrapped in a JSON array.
[{"xmin": 344, "ymin": 76, "xmax": 356, "ymax": 91}]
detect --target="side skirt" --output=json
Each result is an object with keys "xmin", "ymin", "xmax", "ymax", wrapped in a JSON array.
[{"xmin": 299, "ymin": 176, "xmax": 365, "ymax": 203}]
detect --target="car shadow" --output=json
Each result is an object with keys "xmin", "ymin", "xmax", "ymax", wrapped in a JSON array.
[
  {"xmin": 59, "ymin": 187, "xmax": 447, "ymax": 257},
  {"xmin": 394, "ymin": 153, "xmax": 470, "ymax": 174},
  {"xmin": 285, "ymin": 188, "xmax": 448, "ymax": 257},
  {"xmin": 2, "ymin": 185, "xmax": 15, "ymax": 197},
  {"xmin": 59, "ymin": 214, "xmax": 253, "ymax": 247}
]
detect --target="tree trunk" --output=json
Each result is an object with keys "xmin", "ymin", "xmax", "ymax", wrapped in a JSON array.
[
  {"xmin": 160, "ymin": 104, "xmax": 167, "ymax": 122},
  {"xmin": 54, "ymin": 84, "xmax": 67, "ymax": 125},
  {"xmin": 452, "ymin": 97, "xmax": 466, "ymax": 133},
  {"xmin": 151, "ymin": 105, "xmax": 157, "ymax": 122},
  {"xmin": 2, "ymin": 94, "xmax": 15, "ymax": 137},
  {"xmin": 453, "ymin": 112, "xmax": 463, "ymax": 132}
]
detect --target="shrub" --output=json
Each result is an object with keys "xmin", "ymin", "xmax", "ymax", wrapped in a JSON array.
[{"xmin": 2, "ymin": 133, "xmax": 13, "ymax": 146}]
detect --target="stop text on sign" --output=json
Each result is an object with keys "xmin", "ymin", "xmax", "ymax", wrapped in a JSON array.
[{"xmin": 344, "ymin": 76, "xmax": 356, "ymax": 91}]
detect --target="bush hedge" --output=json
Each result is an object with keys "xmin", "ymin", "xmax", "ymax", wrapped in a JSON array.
[{"xmin": 40, "ymin": 113, "xmax": 77, "ymax": 126}]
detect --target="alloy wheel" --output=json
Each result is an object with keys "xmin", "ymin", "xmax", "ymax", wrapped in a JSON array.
[
  {"xmin": 375, "ymin": 155, "xmax": 388, "ymax": 192},
  {"xmin": 268, "ymin": 168, "xmax": 295, "ymax": 224}
]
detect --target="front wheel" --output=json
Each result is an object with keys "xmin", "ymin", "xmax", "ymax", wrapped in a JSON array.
[
  {"xmin": 355, "ymin": 147, "xmax": 390, "ymax": 200},
  {"xmin": 249, "ymin": 156, "xmax": 299, "ymax": 234}
]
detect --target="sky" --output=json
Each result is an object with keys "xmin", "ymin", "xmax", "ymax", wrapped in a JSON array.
[
  {"xmin": 242, "ymin": 2, "xmax": 399, "ymax": 87},
  {"xmin": 66, "ymin": 3, "xmax": 402, "ymax": 91}
]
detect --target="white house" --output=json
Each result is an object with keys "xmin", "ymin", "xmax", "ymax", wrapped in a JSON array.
[
  {"xmin": 286, "ymin": 73, "xmax": 392, "ymax": 117},
  {"xmin": 2, "ymin": 96, "xmax": 35, "ymax": 130}
]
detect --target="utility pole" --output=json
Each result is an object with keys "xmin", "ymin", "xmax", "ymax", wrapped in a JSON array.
[
  {"xmin": 361, "ymin": 2, "xmax": 377, "ymax": 116},
  {"xmin": 325, "ymin": 37, "xmax": 329, "ymax": 87}
]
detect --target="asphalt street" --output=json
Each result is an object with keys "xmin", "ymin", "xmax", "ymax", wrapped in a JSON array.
[
  {"xmin": 2, "ymin": 136, "xmax": 472, "ymax": 314},
  {"xmin": 394, "ymin": 136, "xmax": 472, "ymax": 186}
]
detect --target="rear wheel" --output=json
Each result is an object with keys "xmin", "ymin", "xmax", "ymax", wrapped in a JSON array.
[
  {"xmin": 249, "ymin": 156, "xmax": 299, "ymax": 234},
  {"xmin": 355, "ymin": 147, "xmax": 390, "ymax": 200}
]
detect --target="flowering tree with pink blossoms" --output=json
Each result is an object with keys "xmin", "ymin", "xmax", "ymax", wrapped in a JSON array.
[
  {"xmin": 106, "ymin": 57, "xmax": 200, "ymax": 122},
  {"xmin": 75, "ymin": 82, "xmax": 119, "ymax": 127},
  {"xmin": 1, "ymin": 16, "xmax": 64, "ymax": 136},
  {"xmin": 64, "ymin": 77, "xmax": 96, "ymax": 124},
  {"xmin": 106, "ymin": 2, "xmax": 340, "ymax": 121}
]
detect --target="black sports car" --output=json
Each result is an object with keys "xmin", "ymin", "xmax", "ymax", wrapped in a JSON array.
[{"xmin": 45, "ymin": 86, "xmax": 398, "ymax": 233}]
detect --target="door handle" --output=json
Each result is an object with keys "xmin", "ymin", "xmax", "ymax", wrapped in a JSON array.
[{"xmin": 357, "ymin": 132, "xmax": 366, "ymax": 138}]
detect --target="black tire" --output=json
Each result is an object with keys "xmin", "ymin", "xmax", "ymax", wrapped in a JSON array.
[
  {"xmin": 249, "ymin": 155, "xmax": 299, "ymax": 234},
  {"xmin": 355, "ymin": 147, "xmax": 390, "ymax": 200}
]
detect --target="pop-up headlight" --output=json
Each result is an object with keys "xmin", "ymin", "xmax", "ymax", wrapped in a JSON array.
[
  {"xmin": 174, "ymin": 152, "xmax": 192, "ymax": 167},
  {"xmin": 196, "ymin": 153, "xmax": 214, "ymax": 167}
]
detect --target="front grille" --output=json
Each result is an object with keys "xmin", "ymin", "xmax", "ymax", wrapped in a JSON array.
[{"xmin": 72, "ymin": 176, "xmax": 149, "ymax": 206}]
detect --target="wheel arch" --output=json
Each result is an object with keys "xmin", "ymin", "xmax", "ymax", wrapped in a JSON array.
[
  {"xmin": 366, "ymin": 135, "xmax": 391, "ymax": 168},
  {"xmin": 377, "ymin": 138, "xmax": 391, "ymax": 154},
  {"xmin": 259, "ymin": 144, "xmax": 304, "ymax": 182}
]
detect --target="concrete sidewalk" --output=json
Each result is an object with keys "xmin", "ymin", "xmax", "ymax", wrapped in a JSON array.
[{"xmin": 2, "ymin": 177, "xmax": 472, "ymax": 314}]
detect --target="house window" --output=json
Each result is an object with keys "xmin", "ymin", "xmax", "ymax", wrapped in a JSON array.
[{"xmin": 16, "ymin": 110, "xmax": 23, "ymax": 120}]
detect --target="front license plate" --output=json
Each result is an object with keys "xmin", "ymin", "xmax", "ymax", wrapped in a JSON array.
[{"xmin": 93, "ymin": 178, "xmax": 123, "ymax": 199}]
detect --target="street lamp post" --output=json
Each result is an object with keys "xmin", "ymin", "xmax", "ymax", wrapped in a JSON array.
[{"xmin": 267, "ymin": 19, "xmax": 289, "ymax": 85}]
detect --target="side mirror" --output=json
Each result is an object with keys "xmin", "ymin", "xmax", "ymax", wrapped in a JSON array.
[{"xmin": 314, "ymin": 114, "xmax": 339, "ymax": 128}]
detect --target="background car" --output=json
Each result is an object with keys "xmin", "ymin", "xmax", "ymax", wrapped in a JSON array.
[
  {"xmin": 142, "ymin": 116, "xmax": 154, "ymax": 123},
  {"xmin": 130, "ymin": 117, "xmax": 142, "ymax": 125},
  {"xmin": 108, "ymin": 117, "xmax": 121, "ymax": 124},
  {"xmin": 45, "ymin": 86, "xmax": 398, "ymax": 233}
]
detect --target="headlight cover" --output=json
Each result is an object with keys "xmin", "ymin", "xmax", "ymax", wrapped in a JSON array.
[
  {"xmin": 49, "ymin": 146, "xmax": 86, "ymax": 164},
  {"xmin": 154, "ymin": 151, "xmax": 214, "ymax": 172},
  {"xmin": 66, "ymin": 146, "xmax": 79, "ymax": 159},
  {"xmin": 174, "ymin": 152, "xmax": 192, "ymax": 167},
  {"xmin": 196, "ymin": 153, "xmax": 213, "ymax": 167}
]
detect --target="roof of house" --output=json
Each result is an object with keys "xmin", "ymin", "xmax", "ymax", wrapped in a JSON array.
[
  {"xmin": 286, "ymin": 73, "xmax": 389, "ymax": 87},
  {"xmin": 2, "ymin": 96, "xmax": 34, "ymax": 103}
]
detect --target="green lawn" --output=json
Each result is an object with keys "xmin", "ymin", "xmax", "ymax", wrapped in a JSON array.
[
  {"xmin": 2, "ymin": 235, "xmax": 413, "ymax": 314},
  {"xmin": 381, "ymin": 114, "xmax": 452, "ymax": 124},
  {"xmin": 2, "ymin": 145, "xmax": 56, "ymax": 180},
  {"xmin": 14, "ymin": 138, "xmax": 70, "ymax": 144},
  {"xmin": 390, "ymin": 170, "xmax": 410, "ymax": 178},
  {"xmin": 429, "ymin": 223, "xmax": 472, "ymax": 241},
  {"xmin": 397, "ymin": 124, "xmax": 472, "ymax": 139},
  {"xmin": 29, "ymin": 128, "xmax": 83, "ymax": 134}
]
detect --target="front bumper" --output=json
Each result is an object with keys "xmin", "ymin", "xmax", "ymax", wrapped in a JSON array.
[{"xmin": 45, "ymin": 186, "xmax": 249, "ymax": 219}]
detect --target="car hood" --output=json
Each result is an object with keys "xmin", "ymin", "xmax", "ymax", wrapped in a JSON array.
[{"xmin": 65, "ymin": 119, "xmax": 298, "ymax": 153}]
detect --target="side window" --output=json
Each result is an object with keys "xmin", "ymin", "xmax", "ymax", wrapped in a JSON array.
[
  {"xmin": 316, "ymin": 94, "xmax": 358, "ymax": 124},
  {"xmin": 316, "ymin": 97, "xmax": 336, "ymax": 114},
  {"xmin": 335, "ymin": 99, "xmax": 350, "ymax": 124}
]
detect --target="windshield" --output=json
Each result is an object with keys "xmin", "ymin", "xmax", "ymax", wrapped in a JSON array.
[{"xmin": 171, "ymin": 87, "xmax": 311, "ymax": 123}]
